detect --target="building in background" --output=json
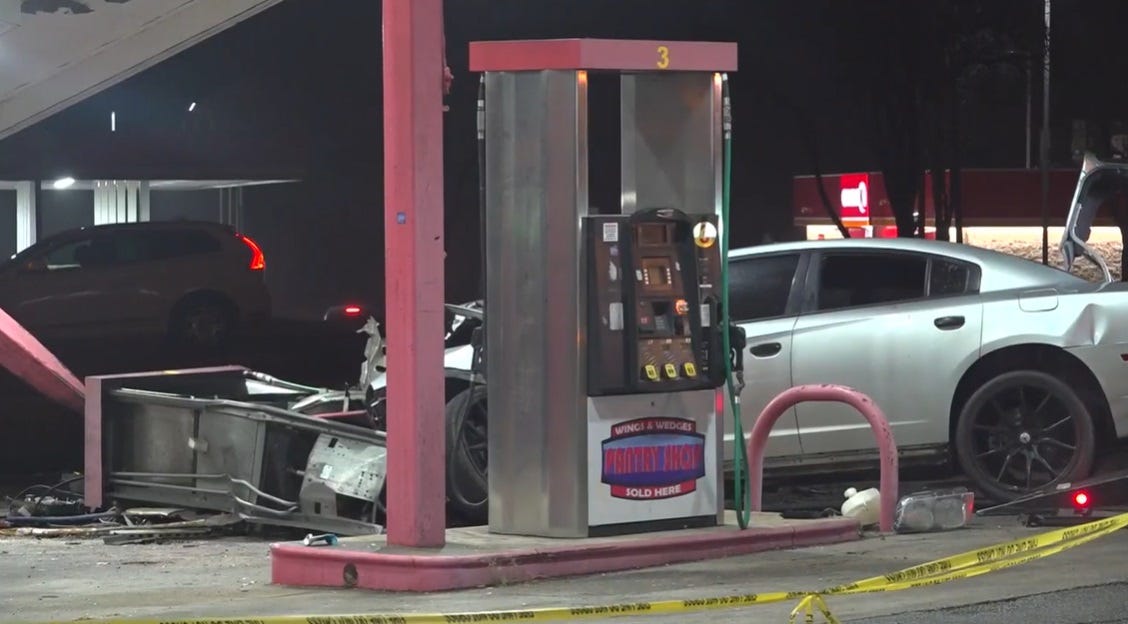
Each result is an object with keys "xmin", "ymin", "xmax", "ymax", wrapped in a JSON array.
[{"xmin": 792, "ymin": 167, "xmax": 1124, "ymax": 282}]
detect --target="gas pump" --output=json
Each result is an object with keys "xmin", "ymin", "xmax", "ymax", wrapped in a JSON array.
[{"xmin": 471, "ymin": 39, "xmax": 739, "ymax": 538}]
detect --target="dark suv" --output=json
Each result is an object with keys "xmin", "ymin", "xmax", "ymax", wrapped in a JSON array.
[{"xmin": 0, "ymin": 220, "xmax": 271, "ymax": 348}]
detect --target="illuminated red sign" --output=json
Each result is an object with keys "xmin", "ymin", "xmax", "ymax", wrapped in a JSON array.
[{"xmin": 839, "ymin": 173, "xmax": 870, "ymax": 220}]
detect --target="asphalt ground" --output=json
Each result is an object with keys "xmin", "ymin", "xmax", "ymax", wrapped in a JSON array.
[{"xmin": 2, "ymin": 512, "xmax": 1127, "ymax": 624}]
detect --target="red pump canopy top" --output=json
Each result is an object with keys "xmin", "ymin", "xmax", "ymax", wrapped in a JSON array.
[{"xmin": 469, "ymin": 38, "xmax": 738, "ymax": 73}]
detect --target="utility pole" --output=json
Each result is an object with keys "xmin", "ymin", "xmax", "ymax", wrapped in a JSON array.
[
  {"xmin": 1026, "ymin": 54, "xmax": 1032, "ymax": 169},
  {"xmin": 382, "ymin": 0, "xmax": 447, "ymax": 547},
  {"xmin": 1040, "ymin": 0, "xmax": 1051, "ymax": 264}
]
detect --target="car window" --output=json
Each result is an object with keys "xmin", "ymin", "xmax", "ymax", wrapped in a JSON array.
[
  {"xmin": 41, "ymin": 235, "xmax": 117, "ymax": 270},
  {"xmin": 113, "ymin": 229, "xmax": 222, "ymax": 264},
  {"xmin": 728, "ymin": 254, "xmax": 800, "ymax": 321},
  {"xmin": 929, "ymin": 258, "xmax": 979, "ymax": 296},
  {"xmin": 151, "ymin": 230, "xmax": 223, "ymax": 260},
  {"xmin": 41, "ymin": 240, "xmax": 86, "ymax": 270},
  {"xmin": 817, "ymin": 252, "xmax": 926, "ymax": 311}
]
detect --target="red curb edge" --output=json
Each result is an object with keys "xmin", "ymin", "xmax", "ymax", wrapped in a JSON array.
[{"xmin": 270, "ymin": 518, "xmax": 860, "ymax": 592}]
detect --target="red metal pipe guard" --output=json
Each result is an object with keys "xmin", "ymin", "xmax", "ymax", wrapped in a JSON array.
[{"xmin": 745, "ymin": 384, "xmax": 898, "ymax": 533}]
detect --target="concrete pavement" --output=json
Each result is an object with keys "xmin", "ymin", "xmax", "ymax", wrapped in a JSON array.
[
  {"xmin": 3, "ymin": 514, "xmax": 1126, "ymax": 623},
  {"xmin": 855, "ymin": 583, "xmax": 1128, "ymax": 624}
]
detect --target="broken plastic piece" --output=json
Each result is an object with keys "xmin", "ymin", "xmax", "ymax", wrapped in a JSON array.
[
  {"xmin": 893, "ymin": 487, "xmax": 975, "ymax": 533},
  {"xmin": 303, "ymin": 533, "xmax": 339, "ymax": 546}
]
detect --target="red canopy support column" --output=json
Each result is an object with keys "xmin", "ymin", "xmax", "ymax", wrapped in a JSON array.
[{"xmin": 382, "ymin": 0, "xmax": 446, "ymax": 547}]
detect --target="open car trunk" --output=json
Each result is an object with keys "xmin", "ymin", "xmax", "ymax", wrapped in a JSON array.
[{"xmin": 1060, "ymin": 152, "xmax": 1128, "ymax": 283}]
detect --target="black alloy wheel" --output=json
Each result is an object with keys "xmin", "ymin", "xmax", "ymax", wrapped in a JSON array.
[
  {"xmin": 445, "ymin": 384, "xmax": 489, "ymax": 524},
  {"xmin": 955, "ymin": 370, "xmax": 1095, "ymax": 503}
]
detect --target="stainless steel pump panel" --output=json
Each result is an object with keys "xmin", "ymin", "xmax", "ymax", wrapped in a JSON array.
[{"xmin": 480, "ymin": 43, "xmax": 731, "ymax": 539}]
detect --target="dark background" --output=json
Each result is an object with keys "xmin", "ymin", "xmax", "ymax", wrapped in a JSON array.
[{"xmin": 0, "ymin": 0, "xmax": 1125, "ymax": 319}]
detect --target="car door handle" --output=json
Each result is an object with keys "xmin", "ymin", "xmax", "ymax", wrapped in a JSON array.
[
  {"xmin": 934, "ymin": 315, "xmax": 965, "ymax": 330},
  {"xmin": 750, "ymin": 342, "xmax": 782, "ymax": 357}
]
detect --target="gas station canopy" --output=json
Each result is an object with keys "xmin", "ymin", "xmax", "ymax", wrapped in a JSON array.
[{"xmin": 0, "ymin": 0, "xmax": 282, "ymax": 141}]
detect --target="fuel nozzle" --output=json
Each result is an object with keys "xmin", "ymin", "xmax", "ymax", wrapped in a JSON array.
[
  {"xmin": 728, "ymin": 324, "xmax": 747, "ymax": 373},
  {"xmin": 727, "ymin": 323, "xmax": 747, "ymax": 395},
  {"xmin": 470, "ymin": 325, "xmax": 486, "ymax": 373}
]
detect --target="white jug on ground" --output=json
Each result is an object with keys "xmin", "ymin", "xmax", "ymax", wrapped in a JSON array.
[{"xmin": 841, "ymin": 486, "xmax": 881, "ymax": 527}]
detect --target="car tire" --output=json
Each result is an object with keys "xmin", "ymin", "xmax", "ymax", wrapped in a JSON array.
[
  {"xmin": 955, "ymin": 369, "xmax": 1096, "ymax": 503},
  {"xmin": 169, "ymin": 294, "xmax": 236, "ymax": 352},
  {"xmin": 445, "ymin": 384, "xmax": 489, "ymax": 524}
]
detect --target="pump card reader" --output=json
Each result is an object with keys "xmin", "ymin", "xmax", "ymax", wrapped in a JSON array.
[{"xmin": 586, "ymin": 208, "xmax": 725, "ymax": 396}]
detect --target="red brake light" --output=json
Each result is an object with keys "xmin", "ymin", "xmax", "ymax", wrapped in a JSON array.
[
  {"xmin": 239, "ymin": 234, "xmax": 265, "ymax": 271},
  {"xmin": 344, "ymin": 305, "xmax": 362, "ymax": 316},
  {"xmin": 1073, "ymin": 491, "xmax": 1090, "ymax": 508}
]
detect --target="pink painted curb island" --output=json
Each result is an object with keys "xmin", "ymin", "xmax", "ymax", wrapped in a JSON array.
[
  {"xmin": 270, "ymin": 517, "xmax": 859, "ymax": 592},
  {"xmin": 746, "ymin": 384, "xmax": 899, "ymax": 533}
]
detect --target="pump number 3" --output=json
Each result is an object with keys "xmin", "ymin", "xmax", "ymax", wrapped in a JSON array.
[{"xmin": 656, "ymin": 45, "xmax": 670, "ymax": 69}]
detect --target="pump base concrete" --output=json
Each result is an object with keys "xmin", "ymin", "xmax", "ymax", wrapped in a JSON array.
[{"xmin": 269, "ymin": 511, "xmax": 860, "ymax": 591}]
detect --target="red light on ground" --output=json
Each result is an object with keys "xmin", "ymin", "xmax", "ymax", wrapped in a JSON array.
[
  {"xmin": 1073, "ymin": 491, "xmax": 1089, "ymax": 507},
  {"xmin": 344, "ymin": 305, "xmax": 363, "ymax": 316},
  {"xmin": 238, "ymin": 234, "xmax": 266, "ymax": 271}
]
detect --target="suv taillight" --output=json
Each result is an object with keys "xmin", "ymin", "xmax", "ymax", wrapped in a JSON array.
[{"xmin": 238, "ymin": 234, "xmax": 266, "ymax": 271}]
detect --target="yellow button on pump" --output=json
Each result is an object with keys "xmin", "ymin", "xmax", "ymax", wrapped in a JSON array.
[
  {"xmin": 664, "ymin": 363, "xmax": 678, "ymax": 379},
  {"xmin": 644, "ymin": 364, "xmax": 660, "ymax": 381},
  {"xmin": 683, "ymin": 362, "xmax": 697, "ymax": 377}
]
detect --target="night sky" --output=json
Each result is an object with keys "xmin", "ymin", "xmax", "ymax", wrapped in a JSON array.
[{"xmin": 1, "ymin": 0, "xmax": 1127, "ymax": 314}]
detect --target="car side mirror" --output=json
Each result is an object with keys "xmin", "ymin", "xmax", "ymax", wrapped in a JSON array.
[{"xmin": 19, "ymin": 258, "xmax": 47, "ymax": 273}]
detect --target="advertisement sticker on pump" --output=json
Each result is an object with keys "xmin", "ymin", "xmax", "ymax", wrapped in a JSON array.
[{"xmin": 601, "ymin": 417, "xmax": 706, "ymax": 500}]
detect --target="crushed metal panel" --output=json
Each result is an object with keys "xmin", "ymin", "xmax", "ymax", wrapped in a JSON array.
[
  {"xmin": 304, "ymin": 434, "xmax": 387, "ymax": 501},
  {"xmin": 85, "ymin": 367, "xmax": 387, "ymax": 536}
]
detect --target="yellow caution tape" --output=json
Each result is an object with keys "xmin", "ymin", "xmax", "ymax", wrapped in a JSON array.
[{"xmin": 19, "ymin": 511, "xmax": 1128, "ymax": 624}]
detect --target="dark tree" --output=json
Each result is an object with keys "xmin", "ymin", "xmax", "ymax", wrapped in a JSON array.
[{"xmin": 828, "ymin": 1, "xmax": 1037, "ymax": 238}]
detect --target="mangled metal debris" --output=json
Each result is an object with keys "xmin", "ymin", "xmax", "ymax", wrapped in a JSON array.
[{"xmin": 84, "ymin": 366, "xmax": 387, "ymax": 536}]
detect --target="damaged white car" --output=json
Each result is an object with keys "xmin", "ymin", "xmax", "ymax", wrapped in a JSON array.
[{"xmin": 292, "ymin": 302, "xmax": 488, "ymax": 523}]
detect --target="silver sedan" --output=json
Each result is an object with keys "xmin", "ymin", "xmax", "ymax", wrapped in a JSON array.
[{"xmin": 734, "ymin": 231, "xmax": 1128, "ymax": 502}]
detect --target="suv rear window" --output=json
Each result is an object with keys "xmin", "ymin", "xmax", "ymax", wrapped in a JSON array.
[{"xmin": 114, "ymin": 229, "xmax": 222, "ymax": 263}]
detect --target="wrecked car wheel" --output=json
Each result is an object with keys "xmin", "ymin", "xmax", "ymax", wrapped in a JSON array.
[
  {"xmin": 445, "ymin": 384, "xmax": 488, "ymax": 524},
  {"xmin": 955, "ymin": 370, "xmax": 1095, "ymax": 503}
]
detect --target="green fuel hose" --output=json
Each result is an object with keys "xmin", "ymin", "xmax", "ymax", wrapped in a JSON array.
[{"xmin": 720, "ymin": 73, "xmax": 751, "ymax": 530}]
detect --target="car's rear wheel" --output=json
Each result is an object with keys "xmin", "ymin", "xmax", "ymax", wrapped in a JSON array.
[
  {"xmin": 169, "ymin": 294, "xmax": 236, "ymax": 351},
  {"xmin": 445, "ymin": 384, "xmax": 489, "ymax": 524},
  {"xmin": 955, "ymin": 370, "xmax": 1095, "ymax": 503}
]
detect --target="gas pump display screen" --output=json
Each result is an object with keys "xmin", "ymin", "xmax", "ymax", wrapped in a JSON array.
[{"xmin": 635, "ymin": 223, "xmax": 670, "ymax": 246}]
